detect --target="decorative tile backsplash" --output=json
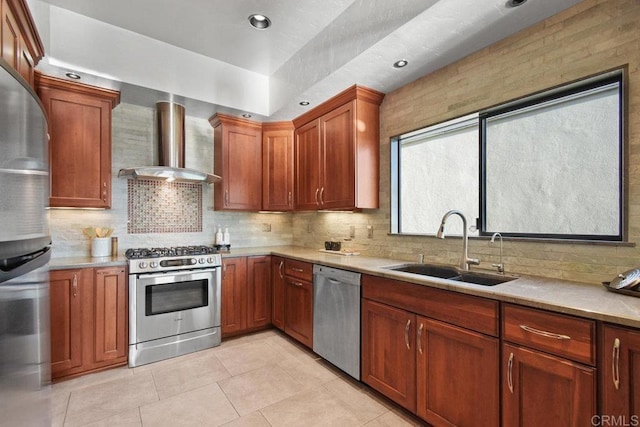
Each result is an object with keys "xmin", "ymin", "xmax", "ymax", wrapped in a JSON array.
[{"xmin": 128, "ymin": 179, "xmax": 202, "ymax": 233}]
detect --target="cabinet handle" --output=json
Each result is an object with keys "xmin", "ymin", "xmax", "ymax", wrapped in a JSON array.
[
  {"xmin": 319, "ymin": 187, "xmax": 325, "ymax": 206},
  {"xmin": 507, "ymin": 352, "xmax": 514, "ymax": 394},
  {"xmin": 72, "ymin": 274, "xmax": 78, "ymax": 298},
  {"xmin": 290, "ymin": 267, "xmax": 304, "ymax": 273},
  {"xmin": 288, "ymin": 191, "xmax": 292, "ymax": 207},
  {"xmin": 519, "ymin": 324, "xmax": 571, "ymax": 341},
  {"xmin": 290, "ymin": 281, "xmax": 303, "ymax": 287},
  {"xmin": 612, "ymin": 337, "xmax": 621, "ymax": 390},
  {"xmin": 417, "ymin": 322, "xmax": 424, "ymax": 355},
  {"xmin": 224, "ymin": 190, "xmax": 229, "ymax": 207},
  {"xmin": 223, "ymin": 264, "xmax": 227, "ymax": 280},
  {"xmin": 404, "ymin": 319, "xmax": 411, "ymax": 350},
  {"xmin": 314, "ymin": 188, "xmax": 320, "ymax": 206},
  {"xmin": 278, "ymin": 261, "xmax": 284, "ymax": 279}
]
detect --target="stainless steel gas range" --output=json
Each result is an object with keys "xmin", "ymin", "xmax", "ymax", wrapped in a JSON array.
[{"xmin": 125, "ymin": 246, "xmax": 222, "ymax": 367}]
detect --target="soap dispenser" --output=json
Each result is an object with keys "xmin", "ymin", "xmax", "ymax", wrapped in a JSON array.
[
  {"xmin": 215, "ymin": 226, "xmax": 223, "ymax": 245},
  {"xmin": 223, "ymin": 227, "xmax": 230, "ymax": 246}
]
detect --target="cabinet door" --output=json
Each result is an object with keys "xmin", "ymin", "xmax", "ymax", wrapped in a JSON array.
[
  {"xmin": 246, "ymin": 256, "xmax": 271, "ymax": 329},
  {"xmin": 294, "ymin": 119, "xmax": 322, "ymax": 211},
  {"xmin": 262, "ymin": 124, "xmax": 294, "ymax": 211},
  {"xmin": 602, "ymin": 325, "xmax": 640, "ymax": 420},
  {"xmin": 213, "ymin": 120, "xmax": 262, "ymax": 211},
  {"xmin": 320, "ymin": 101, "xmax": 355, "ymax": 209},
  {"xmin": 50, "ymin": 269, "xmax": 86, "ymax": 377},
  {"xmin": 221, "ymin": 257, "xmax": 247, "ymax": 337},
  {"xmin": 271, "ymin": 256, "xmax": 286, "ymax": 330},
  {"xmin": 284, "ymin": 276, "xmax": 313, "ymax": 348},
  {"xmin": 1, "ymin": 0, "xmax": 19, "ymax": 70},
  {"xmin": 93, "ymin": 267, "xmax": 127, "ymax": 364},
  {"xmin": 37, "ymin": 80, "xmax": 117, "ymax": 208},
  {"xmin": 361, "ymin": 299, "xmax": 416, "ymax": 412},
  {"xmin": 502, "ymin": 342, "xmax": 595, "ymax": 427},
  {"xmin": 416, "ymin": 317, "xmax": 499, "ymax": 427}
]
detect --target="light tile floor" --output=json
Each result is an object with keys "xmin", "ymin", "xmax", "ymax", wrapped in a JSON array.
[{"xmin": 52, "ymin": 330, "xmax": 425, "ymax": 426}]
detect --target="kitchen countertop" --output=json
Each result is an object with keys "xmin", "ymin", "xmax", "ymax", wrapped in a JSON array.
[{"xmin": 50, "ymin": 245, "xmax": 640, "ymax": 329}]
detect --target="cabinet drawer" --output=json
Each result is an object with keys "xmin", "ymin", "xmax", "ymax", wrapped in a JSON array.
[
  {"xmin": 502, "ymin": 304, "xmax": 595, "ymax": 365},
  {"xmin": 284, "ymin": 259, "xmax": 313, "ymax": 282}
]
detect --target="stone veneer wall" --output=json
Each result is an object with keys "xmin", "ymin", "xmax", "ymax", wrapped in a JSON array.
[
  {"xmin": 48, "ymin": 103, "xmax": 293, "ymax": 258},
  {"xmin": 292, "ymin": 0, "xmax": 640, "ymax": 284}
]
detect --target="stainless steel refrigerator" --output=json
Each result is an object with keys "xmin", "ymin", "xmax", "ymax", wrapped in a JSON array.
[{"xmin": 0, "ymin": 59, "xmax": 51, "ymax": 425}]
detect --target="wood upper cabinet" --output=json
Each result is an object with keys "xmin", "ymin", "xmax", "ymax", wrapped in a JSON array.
[
  {"xmin": 271, "ymin": 256, "xmax": 286, "ymax": 330},
  {"xmin": 246, "ymin": 256, "xmax": 271, "ymax": 329},
  {"xmin": 601, "ymin": 324, "xmax": 640, "ymax": 420},
  {"xmin": 210, "ymin": 113, "xmax": 263, "ymax": 211},
  {"xmin": 36, "ymin": 73, "xmax": 120, "ymax": 208},
  {"xmin": 293, "ymin": 85, "xmax": 384, "ymax": 211},
  {"xmin": 221, "ymin": 257, "xmax": 247, "ymax": 337},
  {"xmin": 50, "ymin": 266, "xmax": 127, "ymax": 380},
  {"xmin": 1, "ymin": 0, "xmax": 44, "ymax": 87},
  {"xmin": 262, "ymin": 122, "xmax": 294, "ymax": 211}
]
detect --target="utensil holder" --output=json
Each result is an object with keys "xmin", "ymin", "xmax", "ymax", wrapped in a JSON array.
[{"xmin": 91, "ymin": 237, "xmax": 111, "ymax": 257}]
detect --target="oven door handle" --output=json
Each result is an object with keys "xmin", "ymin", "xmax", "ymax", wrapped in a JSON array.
[{"xmin": 133, "ymin": 267, "xmax": 220, "ymax": 280}]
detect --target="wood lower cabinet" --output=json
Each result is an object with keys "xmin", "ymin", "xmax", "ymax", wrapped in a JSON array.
[
  {"xmin": 1, "ymin": 0, "xmax": 44, "ymax": 87},
  {"xmin": 50, "ymin": 266, "xmax": 127, "ymax": 380},
  {"xmin": 36, "ymin": 73, "xmax": 120, "ymax": 208},
  {"xmin": 271, "ymin": 256, "xmax": 286, "ymax": 330},
  {"xmin": 284, "ymin": 274, "xmax": 313, "ymax": 348},
  {"xmin": 601, "ymin": 324, "xmax": 640, "ymax": 421},
  {"xmin": 262, "ymin": 122, "xmax": 294, "ymax": 211},
  {"xmin": 221, "ymin": 256, "xmax": 271, "ymax": 338}
]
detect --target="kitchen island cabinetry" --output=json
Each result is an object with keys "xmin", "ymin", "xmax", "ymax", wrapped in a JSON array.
[
  {"xmin": 50, "ymin": 266, "xmax": 127, "ymax": 380},
  {"xmin": 292, "ymin": 85, "xmax": 384, "ymax": 211},
  {"xmin": 221, "ymin": 256, "xmax": 272, "ymax": 338},
  {"xmin": 36, "ymin": 73, "xmax": 120, "ymax": 208},
  {"xmin": 262, "ymin": 122, "xmax": 294, "ymax": 211},
  {"xmin": 361, "ymin": 274, "xmax": 500, "ymax": 426},
  {"xmin": 210, "ymin": 114, "xmax": 263, "ymax": 211},
  {"xmin": 1, "ymin": 0, "xmax": 44, "ymax": 87},
  {"xmin": 501, "ymin": 304, "xmax": 596, "ymax": 427}
]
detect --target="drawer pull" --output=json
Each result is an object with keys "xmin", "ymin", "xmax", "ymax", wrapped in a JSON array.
[
  {"xmin": 291, "ymin": 281, "xmax": 303, "ymax": 287},
  {"xmin": 404, "ymin": 319, "xmax": 411, "ymax": 350},
  {"xmin": 507, "ymin": 352, "xmax": 514, "ymax": 393},
  {"xmin": 417, "ymin": 322, "xmax": 424, "ymax": 355},
  {"xmin": 290, "ymin": 267, "xmax": 305, "ymax": 273},
  {"xmin": 519, "ymin": 324, "xmax": 571, "ymax": 340},
  {"xmin": 613, "ymin": 338, "xmax": 621, "ymax": 390}
]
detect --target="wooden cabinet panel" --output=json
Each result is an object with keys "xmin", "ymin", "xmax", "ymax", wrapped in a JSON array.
[
  {"xmin": 221, "ymin": 257, "xmax": 247, "ymax": 337},
  {"xmin": 1, "ymin": 0, "xmax": 19, "ymax": 69},
  {"xmin": 503, "ymin": 304, "xmax": 595, "ymax": 365},
  {"xmin": 50, "ymin": 269, "xmax": 86, "ymax": 376},
  {"xmin": 211, "ymin": 114, "xmax": 263, "ymax": 211},
  {"xmin": 284, "ymin": 275, "xmax": 313, "ymax": 348},
  {"xmin": 93, "ymin": 267, "xmax": 127, "ymax": 363},
  {"xmin": 416, "ymin": 317, "xmax": 499, "ymax": 427},
  {"xmin": 262, "ymin": 122, "xmax": 294, "ymax": 211},
  {"xmin": 36, "ymin": 74, "xmax": 120, "ymax": 208},
  {"xmin": 1, "ymin": 0, "xmax": 42, "ymax": 87},
  {"xmin": 284, "ymin": 258, "xmax": 313, "ymax": 282},
  {"xmin": 502, "ymin": 342, "xmax": 595, "ymax": 427},
  {"xmin": 601, "ymin": 324, "xmax": 640, "ymax": 420},
  {"xmin": 362, "ymin": 299, "xmax": 416, "ymax": 412},
  {"xmin": 294, "ymin": 119, "xmax": 322, "ymax": 211},
  {"xmin": 247, "ymin": 256, "xmax": 271, "ymax": 329},
  {"xmin": 271, "ymin": 256, "xmax": 286, "ymax": 330}
]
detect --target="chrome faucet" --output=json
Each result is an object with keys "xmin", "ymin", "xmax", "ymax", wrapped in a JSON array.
[
  {"xmin": 436, "ymin": 210, "xmax": 479, "ymax": 270},
  {"xmin": 490, "ymin": 232, "xmax": 504, "ymax": 274}
]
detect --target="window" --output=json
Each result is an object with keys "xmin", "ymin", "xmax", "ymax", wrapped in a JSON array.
[{"xmin": 391, "ymin": 69, "xmax": 625, "ymax": 241}]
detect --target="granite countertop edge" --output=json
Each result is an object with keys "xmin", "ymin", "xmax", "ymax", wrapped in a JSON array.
[{"xmin": 50, "ymin": 245, "xmax": 640, "ymax": 329}]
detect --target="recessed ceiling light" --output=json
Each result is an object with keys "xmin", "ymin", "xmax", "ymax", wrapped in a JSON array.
[
  {"xmin": 65, "ymin": 72, "xmax": 81, "ymax": 80},
  {"xmin": 242, "ymin": 113, "xmax": 252, "ymax": 118},
  {"xmin": 393, "ymin": 59, "xmax": 408, "ymax": 69},
  {"xmin": 506, "ymin": 0, "xmax": 528, "ymax": 7},
  {"xmin": 299, "ymin": 101, "xmax": 310, "ymax": 106},
  {"xmin": 248, "ymin": 14, "xmax": 271, "ymax": 30}
]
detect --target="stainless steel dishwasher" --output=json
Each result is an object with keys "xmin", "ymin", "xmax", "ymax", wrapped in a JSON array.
[{"xmin": 313, "ymin": 264, "xmax": 361, "ymax": 380}]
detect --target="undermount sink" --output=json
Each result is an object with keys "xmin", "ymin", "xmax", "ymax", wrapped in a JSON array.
[{"xmin": 385, "ymin": 263, "xmax": 516, "ymax": 286}]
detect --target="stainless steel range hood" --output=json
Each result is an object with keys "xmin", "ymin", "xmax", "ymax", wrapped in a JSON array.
[{"xmin": 118, "ymin": 102, "xmax": 221, "ymax": 184}]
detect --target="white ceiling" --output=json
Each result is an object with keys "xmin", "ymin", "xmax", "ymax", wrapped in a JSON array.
[{"xmin": 31, "ymin": 0, "xmax": 583, "ymax": 120}]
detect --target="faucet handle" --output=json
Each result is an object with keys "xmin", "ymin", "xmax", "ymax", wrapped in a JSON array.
[
  {"xmin": 492, "ymin": 263, "xmax": 505, "ymax": 274},
  {"xmin": 467, "ymin": 258, "xmax": 480, "ymax": 267}
]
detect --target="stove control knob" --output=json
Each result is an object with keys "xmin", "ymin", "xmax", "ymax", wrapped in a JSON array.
[
  {"xmin": 207, "ymin": 257, "xmax": 213, "ymax": 264},
  {"xmin": 150, "ymin": 261, "xmax": 158, "ymax": 268},
  {"xmin": 138, "ymin": 262, "xmax": 147, "ymax": 269},
  {"xmin": 198, "ymin": 258, "xmax": 205, "ymax": 264}
]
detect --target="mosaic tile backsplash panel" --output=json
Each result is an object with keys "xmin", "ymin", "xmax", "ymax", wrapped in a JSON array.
[{"xmin": 128, "ymin": 179, "xmax": 202, "ymax": 233}]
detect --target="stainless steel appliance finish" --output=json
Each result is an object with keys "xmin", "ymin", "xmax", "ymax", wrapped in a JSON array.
[
  {"xmin": 313, "ymin": 264, "xmax": 361, "ymax": 380},
  {"xmin": 126, "ymin": 247, "xmax": 222, "ymax": 367},
  {"xmin": 0, "ymin": 59, "xmax": 51, "ymax": 425}
]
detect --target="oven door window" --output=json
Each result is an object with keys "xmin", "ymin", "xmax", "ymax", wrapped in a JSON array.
[{"xmin": 145, "ymin": 279, "xmax": 208, "ymax": 316}]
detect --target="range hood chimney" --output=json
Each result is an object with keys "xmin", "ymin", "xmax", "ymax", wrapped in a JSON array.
[{"xmin": 118, "ymin": 101, "xmax": 221, "ymax": 184}]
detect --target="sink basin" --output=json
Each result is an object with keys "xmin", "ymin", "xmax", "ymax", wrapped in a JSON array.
[
  {"xmin": 386, "ymin": 263, "xmax": 459, "ymax": 279},
  {"xmin": 450, "ymin": 271, "xmax": 516, "ymax": 286},
  {"xmin": 385, "ymin": 263, "xmax": 516, "ymax": 286}
]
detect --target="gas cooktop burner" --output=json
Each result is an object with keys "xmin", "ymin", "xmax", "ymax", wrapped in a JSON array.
[{"xmin": 125, "ymin": 245, "xmax": 219, "ymax": 259}]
